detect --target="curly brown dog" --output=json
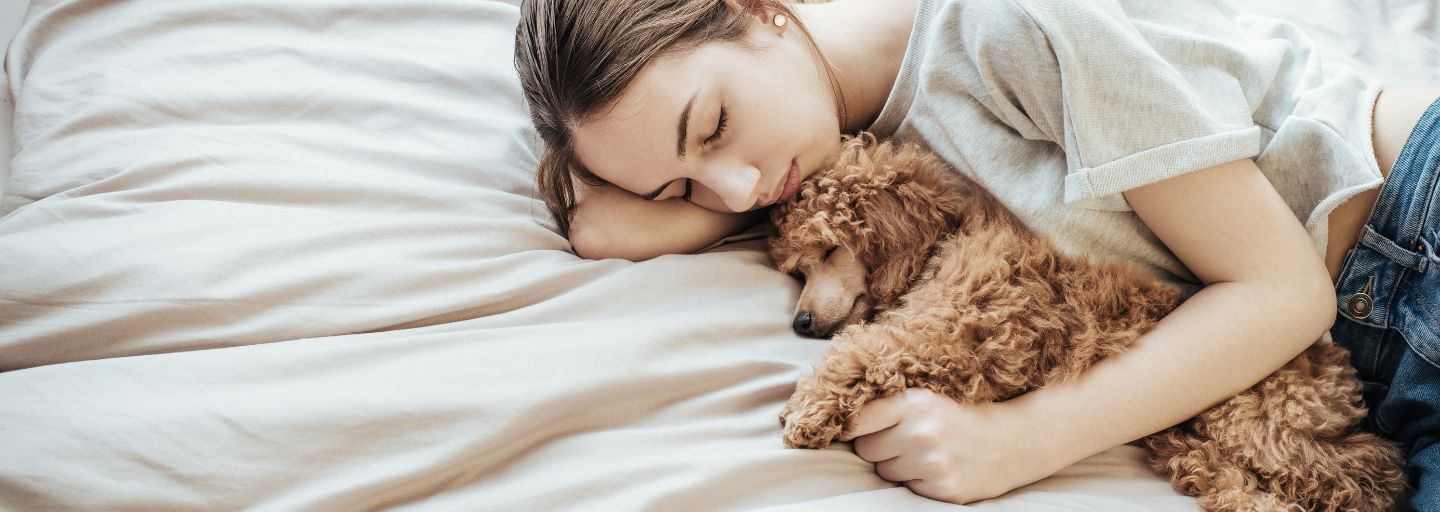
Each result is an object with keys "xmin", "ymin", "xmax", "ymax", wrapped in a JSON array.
[{"xmin": 769, "ymin": 133, "xmax": 1407, "ymax": 511}]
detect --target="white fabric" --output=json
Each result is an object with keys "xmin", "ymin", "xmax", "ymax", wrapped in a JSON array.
[
  {"xmin": 0, "ymin": 0, "xmax": 1433, "ymax": 510},
  {"xmin": 0, "ymin": 0, "xmax": 29, "ymax": 200}
]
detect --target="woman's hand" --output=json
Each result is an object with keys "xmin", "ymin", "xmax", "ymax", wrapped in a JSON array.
[{"xmin": 840, "ymin": 388, "xmax": 1074, "ymax": 504}]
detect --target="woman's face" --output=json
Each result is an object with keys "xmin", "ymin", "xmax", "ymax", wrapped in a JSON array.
[{"xmin": 571, "ymin": 20, "xmax": 842, "ymax": 213}]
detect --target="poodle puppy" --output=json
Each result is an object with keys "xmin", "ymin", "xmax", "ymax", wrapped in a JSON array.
[{"xmin": 768, "ymin": 133, "xmax": 1407, "ymax": 511}]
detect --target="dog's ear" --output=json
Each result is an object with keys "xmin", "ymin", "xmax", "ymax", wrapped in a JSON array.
[
  {"xmin": 864, "ymin": 179, "xmax": 952, "ymax": 255},
  {"xmin": 768, "ymin": 171, "xmax": 858, "ymax": 274},
  {"xmin": 853, "ymin": 176, "xmax": 956, "ymax": 304}
]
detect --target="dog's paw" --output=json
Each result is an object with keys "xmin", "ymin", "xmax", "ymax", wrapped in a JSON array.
[{"xmin": 780, "ymin": 390, "xmax": 850, "ymax": 449}]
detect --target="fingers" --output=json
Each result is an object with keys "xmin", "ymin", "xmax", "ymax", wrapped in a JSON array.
[
  {"xmin": 879, "ymin": 457, "xmax": 971, "ymax": 504},
  {"xmin": 905, "ymin": 478, "xmax": 966, "ymax": 504},
  {"xmin": 852, "ymin": 425, "xmax": 903, "ymax": 462},
  {"xmin": 839, "ymin": 392, "xmax": 910, "ymax": 441},
  {"xmin": 875, "ymin": 456, "xmax": 923, "ymax": 483}
]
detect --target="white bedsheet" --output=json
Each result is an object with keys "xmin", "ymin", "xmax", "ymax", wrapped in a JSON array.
[
  {"xmin": 0, "ymin": 1, "xmax": 1433, "ymax": 510},
  {"xmin": 0, "ymin": 0, "xmax": 29, "ymax": 199}
]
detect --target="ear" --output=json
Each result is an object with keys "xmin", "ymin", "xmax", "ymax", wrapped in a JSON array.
[
  {"xmin": 905, "ymin": 149, "xmax": 975, "ymax": 233},
  {"xmin": 856, "ymin": 180, "xmax": 950, "ymax": 303},
  {"xmin": 917, "ymin": 160, "xmax": 1019, "ymax": 237}
]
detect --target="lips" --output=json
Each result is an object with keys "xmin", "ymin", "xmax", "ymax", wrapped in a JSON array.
[{"xmin": 766, "ymin": 160, "xmax": 801, "ymax": 207}]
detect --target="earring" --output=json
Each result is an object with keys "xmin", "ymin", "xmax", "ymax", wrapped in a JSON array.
[{"xmin": 772, "ymin": 13, "xmax": 787, "ymax": 28}]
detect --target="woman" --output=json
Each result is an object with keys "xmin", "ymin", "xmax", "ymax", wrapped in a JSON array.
[{"xmin": 514, "ymin": 0, "xmax": 1440, "ymax": 507}]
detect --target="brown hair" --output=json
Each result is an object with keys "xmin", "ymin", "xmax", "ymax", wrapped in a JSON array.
[{"xmin": 514, "ymin": 0, "xmax": 842, "ymax": 236}]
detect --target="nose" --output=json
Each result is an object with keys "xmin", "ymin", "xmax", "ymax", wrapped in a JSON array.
[
  {"xmin": 703, "ymin": 160, "xmax": 762, "ymax": 212},
  {"xmin": 792, "ymin": 311, "xmax": 815, "ymax": 337}
]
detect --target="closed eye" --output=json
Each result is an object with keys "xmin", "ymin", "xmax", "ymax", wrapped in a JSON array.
[{"xmin": 705, "ymin": 106, "xmax": 727, "ymax": 145}]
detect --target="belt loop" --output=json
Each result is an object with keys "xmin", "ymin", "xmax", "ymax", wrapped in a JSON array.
[{"xmin": 1360, "ymin": 226, "xmax": 1428, "ymax": 273}]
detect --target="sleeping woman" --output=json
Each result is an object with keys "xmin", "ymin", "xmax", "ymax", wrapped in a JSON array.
[{"xmin": 512, "ymin": 0, "xmax": 1440, "ymax": 507}]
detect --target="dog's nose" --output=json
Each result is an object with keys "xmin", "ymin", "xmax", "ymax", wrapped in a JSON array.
[{"xmin": 793, "ymin": 311, "xmax": 815, "ymax": 337}]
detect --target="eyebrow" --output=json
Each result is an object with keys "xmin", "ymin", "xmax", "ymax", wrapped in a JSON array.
[
  {"xmin": 676, "ymin": 94, "xmax": 694, "ymax": 161},
  {"xmin": 642, "ymin": 94, "xmax": 697, "ymax": 201}
]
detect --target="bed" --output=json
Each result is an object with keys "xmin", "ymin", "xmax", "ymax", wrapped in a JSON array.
[{"xmin": 0, "ymin": 0, "xmax": 1435, "ymax": 510}]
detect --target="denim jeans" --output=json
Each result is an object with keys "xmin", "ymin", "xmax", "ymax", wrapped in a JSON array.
[{"xmin": 1332, "ymin": 96, "xmax": 1440, "ymax": 512}]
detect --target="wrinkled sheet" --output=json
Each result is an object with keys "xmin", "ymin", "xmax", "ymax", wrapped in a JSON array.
[
  {"xmin": 0, "ymin": 0, "xmax": 28, "ymax": 196},
  {"xmin": 0, "ymin": 0, "xmax": 1433, "ymax": 510}
]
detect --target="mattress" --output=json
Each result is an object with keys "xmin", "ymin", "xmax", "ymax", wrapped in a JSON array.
[{"xmin": 0, "ymin": 0, "xmax": 1434, "ymax": 510}]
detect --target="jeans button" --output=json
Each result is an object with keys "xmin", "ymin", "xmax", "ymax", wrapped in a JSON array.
[{"xmin": 1347, "ymin": 293, "xmax": 1373, "ymax": 319}]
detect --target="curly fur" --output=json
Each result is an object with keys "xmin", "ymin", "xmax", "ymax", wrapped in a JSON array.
[{"xmin": 769, "ymin": 133, "xmax": 1407, "ymax": 511}]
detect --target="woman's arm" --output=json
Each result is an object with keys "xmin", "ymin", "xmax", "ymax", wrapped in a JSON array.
[
  {"xmin": 567, "ymin": 184, "xmax": 764, "ymax": 261},
  {"xmin": 1011, "ymin": 157, "xmax": 1337, "ymax": 488},
  {"xmin": 840, "ymin": 158, "xmax": 1336, "ymax": 504}
]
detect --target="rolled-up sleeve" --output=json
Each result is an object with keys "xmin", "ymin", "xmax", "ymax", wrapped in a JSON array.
[{"xmin": 985, "ymin": 0, "xmax": 1261, "ymax": 211}]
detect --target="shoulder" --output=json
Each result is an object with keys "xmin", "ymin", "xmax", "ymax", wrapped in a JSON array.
[
  {"xmin": 931, "ymin": 0, "xmax": 1040, "ymax": 32},
  {"xmin": 921, "ymin": 0, "xmax": 1053, "ymax": 61}
]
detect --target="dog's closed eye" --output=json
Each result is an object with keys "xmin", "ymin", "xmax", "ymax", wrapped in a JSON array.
[{"xmin": 785, "ymin": 246, "xmax": 841, "ymax": 281}]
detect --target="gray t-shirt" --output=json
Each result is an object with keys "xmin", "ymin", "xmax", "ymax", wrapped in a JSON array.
[{"xmin": 867, "ymin": 0, "xmax": 1383, "ymax": 294}]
